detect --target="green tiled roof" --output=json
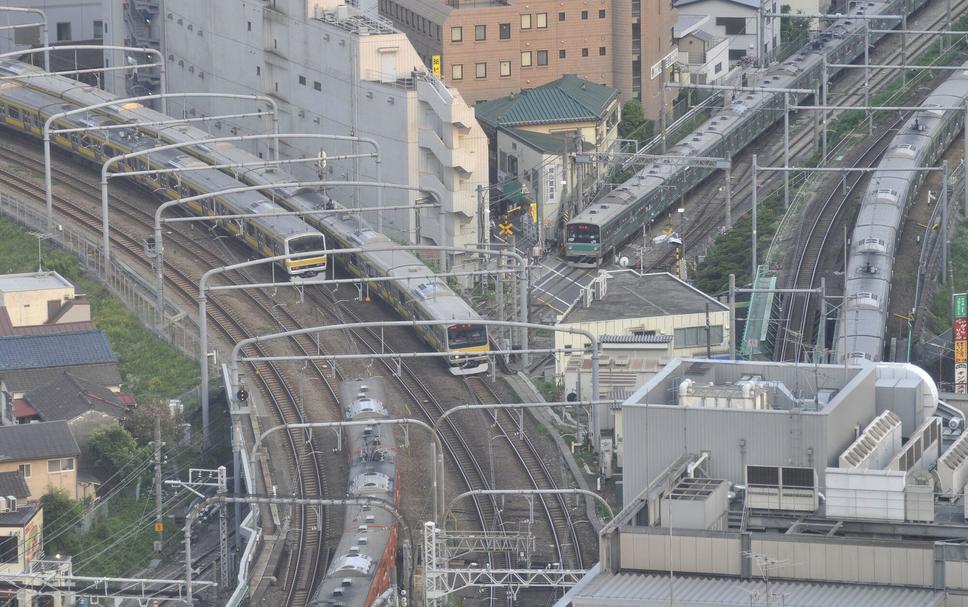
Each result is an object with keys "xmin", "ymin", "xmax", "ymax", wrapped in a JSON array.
[{"xmin": 475, "ymin": 75, "xmax": 619, "ymax": 128}]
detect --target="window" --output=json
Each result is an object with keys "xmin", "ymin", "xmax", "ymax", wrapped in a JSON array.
[
  {"xmin": 507, "ymin": 154, "xmax": 518, "ymax": 176},
  {"xmin": 521, "ymin": 51, "xmax": 532, "ymax": 66},
  {"xmin": 536, "ymin": 50, "xmax": 548, "ymax": 65},
  {"xmin": 299, "ymin": 75, "xmax": 307, "ymax": 85},
  {"xmin": 500, "ymin": 60, "xmax": 511, "ymax": 77},
  {"xmin": 256, "ymin": 66, "xmax": 261, "ymax": 76},
  {"xmin": 600, "ymin": 9, "xmax": 607, "ymax": 18},
  {"xmin": 558, "ymin": 11, "xmax": 566, "ymax": 20},
  {"xmin": 536, "ymin": 12, "xmax": 547, "ymax": 28},
  {"xmin": 314, "ymin": 80, "xmax": 322, "ymax": 91},
  {"xmin": 475, "ymin": 24, "xmax": 486, "ymax": 40},
  {"xmin": 559, "ymin": 49, "xmax": 566, "ymax": 59},
  {"xmin": 674, "ymin": 325, "xmax": 724, "ymax": 348},
  {"xmin": 499, "ymin": 22, "xmax": 511, "ymax": 39},
  {"xmin": 714, "ymin": 62, "xmax": 723, "ymax": 74},
  {"xmin": 56, "ymin": 22, "xmax": 71, "ymax": 41},
  {"xmin": 0, "ymin": 537, "xmax": 15, "ymax": 564},
  {"xmin": 599, "ymin": 46, "xmax": 606, "ymax": 56},
  {"xmin": 716, "ymin": 17, "xmax": 746, "ymax": 35},
  {"xmin": 451, "ymin": 26, "xmax": 462, "ymax": 41},
  {"xmin": 18, "ymin": 464, "xmax": 30, "ymax": 478},
  {"xmin": 581, "ymin": 10, "xmax": 588, "ymax": 19},
  {"xmin": 475, "ymin": 62, "xmax": 487, "ymax": 78},
  {"xmin": 93, "ymin": 20, "xmax": 104, "ymax": 40},
  {"xmin": 452, "ymin": 63, "xmax": 464, "ymax": 80},
  {"xmin": 48, "ymin": 458, "xmax": 75, "ymax": 473},
  {"xmin": 247, "ymin": 21, "xmax": 252, "ymax": 31},
  {"xmin": 582, "ymin": 47, "xmax": 589, "ymax": 57},
  {"xmin": 728, "ymin": 49, "xmax": 746, "ymax": 61},
  {"xmin": 521, "ymin": 14, "xmax": 532, "ymax": 29}
]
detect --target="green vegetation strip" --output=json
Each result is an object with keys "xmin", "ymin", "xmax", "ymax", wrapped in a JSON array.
[{"xmin": 929, "ymin": 220, "xmax": 968, "ymax": 334}]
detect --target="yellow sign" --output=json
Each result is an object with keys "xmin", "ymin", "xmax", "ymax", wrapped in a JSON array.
[
  {"xmin": 154, "ymin": 521, "xmax": 164, "ymax": 534},
  {"xmin": 432, "ymin": 55, "xmax": 441, "ymax": 78},
  {"xmin": 498, "ymin": 221, "xmax": 514, "ymax": 236},
  {"xmin": 529, "ymin": 202, "xmax": 538, "ymax": 224},
  {"xmin": 956, "ymin": 340, "xmax": 968, "ymax": 363}
]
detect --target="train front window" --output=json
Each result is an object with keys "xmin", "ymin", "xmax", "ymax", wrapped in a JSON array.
[
  {"xmin": 448, "ymin": 324, "xmax": 487, "ymax": 348},
  {"xmin": 288, "ymin": 235, "xmax": 326, "ymax": 255},
  {"xmin": 567, "ymin": 224, "xmax": 599, "ymax": 244}
]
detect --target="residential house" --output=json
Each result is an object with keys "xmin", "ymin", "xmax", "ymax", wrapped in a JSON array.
[
  {"xmin": 0, "ymin": 271, "xmax": 90, "ymax": 330},
  {"xmin": 674, "ymin": 15, "xmax": 730, "ymax": 84},
  {"xmin": 673, "ymin": 0, "xmax": 779, "ymax": 65},
  {"xmin": 0, "ymin": 472, "xmax": 42, "ymax": 579},
  {"xmin": 475, "ymin": 75, "xmax": 620, "ymax": 245},
  {"xmin": 0, "ymin": 330, "xmax": 121, "ymax": 398},
  {"xmin": 0, "ymin": 421, "xmax": 87, "ymax": 501},
  {"xmin": 16, "ymin": 372, "xmax": 134, "ymax": 449}
]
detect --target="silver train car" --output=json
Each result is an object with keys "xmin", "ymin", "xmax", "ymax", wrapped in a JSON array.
[
  {"xmin": 835, "ymin": 60, "xmax": 968, "ymax": 364},
  {"xmin": 0, "ymin": 60, "xmax": 490, "ymax": 374},
  {"xmin": 564, "ymin": 0, "xmax": 925, "ymax": 266},
  {"xmin": 314, "ymin": 377, "xmax": 399, "ymax": 607}
]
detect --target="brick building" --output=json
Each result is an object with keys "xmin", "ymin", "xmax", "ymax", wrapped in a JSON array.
[{"xmin": 382, "ymin": 0, "xmax": 678, "ymax": 119}]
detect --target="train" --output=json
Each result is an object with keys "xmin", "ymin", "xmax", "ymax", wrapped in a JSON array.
[
  {"xmin": 834, "ymin": 59, "xmax": 968, "ymax": 364},
  {"xmin": 314, "ymin": 377, "xmax": 400, "ymax": 606},
  {"xmin": 564, "ymin": 0, "xmax": 926, "ymax": 266},
  {"xmin": 0, "ymin": 59, "xmax": 490, "ymax": 375}
]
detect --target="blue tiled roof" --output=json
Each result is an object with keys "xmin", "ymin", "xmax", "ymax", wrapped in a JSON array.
[
  {"xmin": 0, "ymin": 330, "xmax": 117, "ymax": 371},
  {"xmin": 475, "ymin": 75, "xmax": 619, "ymax": 128}
]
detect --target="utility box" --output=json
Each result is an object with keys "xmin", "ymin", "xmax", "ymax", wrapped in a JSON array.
[
  {"xmin": 659, "ymin": 477, "xmax": 730, "ymax": 531},
  {"xmin": 905, "ymin": 471, "xmax": 935, "ymax": 523}
]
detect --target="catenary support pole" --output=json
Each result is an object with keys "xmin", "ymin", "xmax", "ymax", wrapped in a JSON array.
[{"xmin": 752, "ymin": 154, "xmax": 759, "ymax": 280}]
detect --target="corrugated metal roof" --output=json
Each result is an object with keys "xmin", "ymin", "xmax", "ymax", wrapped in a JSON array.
[
  {"xmin": 475, "ymin": 75, "xmax": 618, "ymax": 128},
  {"xmin": 0, "ymin": 330, "xmax": 116, "ymax": 370},
  {"xmin": 566, "ymin": 572, "xmax": 944, "ymax": 607},
  {"xmin": 0, "ymin": 421, "xmax": 80, "ymax": 462}
]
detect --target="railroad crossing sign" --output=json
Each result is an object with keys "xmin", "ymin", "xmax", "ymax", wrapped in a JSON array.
[{"xmin": 498, "ymin": 219, "xmax": 514, "ymax": 236}]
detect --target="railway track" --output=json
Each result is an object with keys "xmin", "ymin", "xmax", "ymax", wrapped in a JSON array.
[
  {"xmin": 774, "ymin": 115, "xmax": 907, "ymax": 361},
  {"xmin": 636, "ymin": 0, "xmax": 968, "ymax": 275},
  {"xmin": 465, "ymin": 376, "xmax": 585, "ymax": 570},
  {"xmin": 0, "ymin": 141, "xmax": 329, "ymax": 607}
]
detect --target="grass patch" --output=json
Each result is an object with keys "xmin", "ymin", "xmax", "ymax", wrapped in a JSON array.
[
  {"xmin": 929, "ymin": 220, "xmax": 968, "ymax": 334},
  {"xmin": 533, "ymin": 377, "xmax": 562, "ymax": 402},
  {"xmin": 0, "ymin": 217, "xmax": 198, "ymax": 401}
]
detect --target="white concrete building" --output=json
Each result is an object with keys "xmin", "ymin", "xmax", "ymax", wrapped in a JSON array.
[
  {"xmin": 162, "ymin": 0, "xmax": 488, "ymax": 251},
  {"xmin": 674, "ymin": 15, "xmax": 730, "ymax": 84},
  {"xmin": 674, "ymin": 0, "xmax": 778, "ymax": 65}
]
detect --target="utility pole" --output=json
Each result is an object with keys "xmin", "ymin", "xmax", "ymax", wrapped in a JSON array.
[
  {"xmin": 217, "ymin": 465, "xmax": 230, "ymax": 589},
  {"xmin": 154, "ymin": 416, "xmax": 163, "ymax": 552}
]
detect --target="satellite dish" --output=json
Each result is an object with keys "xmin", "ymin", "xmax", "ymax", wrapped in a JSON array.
[{"xmin": 619, "ymin": 256, "xmax": 629, "ymax": 267}]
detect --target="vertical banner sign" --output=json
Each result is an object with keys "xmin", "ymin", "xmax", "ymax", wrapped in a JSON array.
[
  {"xmin": 432, "ymin": 55, "xmax": 441, "ymax": 78},
  {"xmin": 955, "ymin": 293, "xmax": 968, "ymax": 394}
]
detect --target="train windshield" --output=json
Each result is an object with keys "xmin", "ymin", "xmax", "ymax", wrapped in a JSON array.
[
  {"xmin": 287, "ymin": 234, "xmax": 326, "ymax": 255},
  {"xmin": 567, "ymin": 223, "xmax": 599, "ymax": 244},
  {"xmin": 447, "ymin": 324, "xmax": 487, "ymax": 348}
]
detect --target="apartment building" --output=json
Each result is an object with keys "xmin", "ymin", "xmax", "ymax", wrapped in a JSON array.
[
  {"xmin": 163, "ymin": 0, "xmax": 488, "ymax": 251},
  {"xmin": 383, "ymin": 0, "xmax": 678, "ymax": 119},
  {"xmin": 382, "ymin": 0, "xmax": 615, "ymax": 103}
]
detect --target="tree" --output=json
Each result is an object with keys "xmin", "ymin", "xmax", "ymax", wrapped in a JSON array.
[
  {"xmin": 41, "ymin": 489, "xmax": 84, "ymax": 555},
  {"xmin": 618, "ymin": 99, "xmax": 655, "ymax": 144},
  {"xmin": 89, "ymin": 425, "xmax": 145, "ymax": 471},
  {"xmin": 123, "ymin": 399, "xmax": 182, "ymax": 447}
]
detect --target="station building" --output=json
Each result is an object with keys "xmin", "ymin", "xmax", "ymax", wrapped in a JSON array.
[{"xmin": 557, "ymin": 358, "xmax": 968, "ymax": 607}]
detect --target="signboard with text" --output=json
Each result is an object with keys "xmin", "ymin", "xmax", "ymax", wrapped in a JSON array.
[
  {"xmin": 432, "ymin": 55, "xmax": 441, "ymax": 78},
  {"xmin": 956, "ymin": 293, "xmax": 968, "ymax": 393}
]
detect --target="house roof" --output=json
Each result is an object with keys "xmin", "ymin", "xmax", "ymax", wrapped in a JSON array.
[
  {"xmin": 26, "ymin": 371, "xmax": 131, "ymax": 423},
  {"xmin": 11, "ymin": 398, "xmax": 37, "ymax": 419},
  {"xmin": 0, "ymin": 471, "xmax": 30, "ymax": 498},
  {"xmin": 0, "ymin": 307, "xmax": 97, "ymax": 337},
  {"xmin": 0, "ymin": 421, "xmax": 80, "ymax": 462},
  {"xmin": 1, "ymin": 363, "xmax": 122, "ymax": 395},
  {"xmin": 0, "ymin": 330, "xmax": 116, "ymax": 371},
  {"xmin": 0, "ymin": 271, "xmax": 73, "ymax": 294},
  {"xmin": 501, "ymin": 127, "xmax": 596, "ymax": 155},
  {"xmin": 561, "ymin": 272, "xmax": 728, "ymax": 324},
  {"xmin": 675, "ymin": 13, "xmax": 710, "ymax": 37},
  {"xmin": 475, "ymin": 75, "xmax": 619, "ymax": 128}
]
